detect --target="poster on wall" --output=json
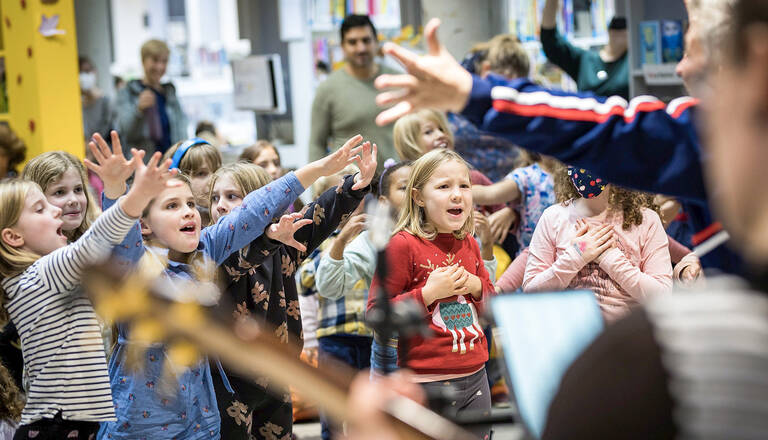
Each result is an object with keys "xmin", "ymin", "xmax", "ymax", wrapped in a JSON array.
[{"xmin": 232, "ymin": 54, "xmax": 286, "ymax": 114}]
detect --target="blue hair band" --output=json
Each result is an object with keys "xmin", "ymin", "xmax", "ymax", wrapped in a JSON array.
[{"xmin": 170, "ymin": 137, "xmax": 211, "ymax": 170}]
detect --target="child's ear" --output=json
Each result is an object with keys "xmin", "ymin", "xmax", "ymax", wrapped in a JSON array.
[
  {"xmin": 480, "ymin": 60, "xmax": 492, "ymax": 78},
  {"xmin": 139, "ymin": 219, "xmax": 153, "ymax": 237},
  {"xmin": 412, "ymin": 188, "xmax": 425, "ymax": 207},
  {"xmin": 1, "ymin": 228, "xmax": 24, "ymax": 248}
]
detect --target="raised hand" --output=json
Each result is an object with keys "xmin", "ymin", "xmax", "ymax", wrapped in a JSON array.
[
  {"xmin": 120, "ymin": 149, "xmax": 180, "ymax": 218},
  {"xmin": 84, "ymin": 130, "xmax": 136, "ymax": 198},
  {"xmin": 488, "ymin": 206, "xmax": 517, "ymax": 244},
  {"xmin": 295, "ymin": 135, "xmax": 366, "ymax": 189},
  {"xmin": 351, "ymin": 142, "xmax": 378, "ymax": 190},
  {"xmin": 321, "ymin": 135, "xmax": 365, "ymax": 176},
  {"xmin": 374, "ymin": 19, "xmax": 473, "ymax": 126},
  {"xmin": 265, "ymin": 213, "xmax": 314, "ymax": 252},
  {"xmin": 329, "ymin": 212, "xmax": 367, "ymax": 260}
]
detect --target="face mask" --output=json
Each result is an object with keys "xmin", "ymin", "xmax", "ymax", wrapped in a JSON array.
[
  {"xmin": 568, "ymin": 166, "xmax": 606, "ymax": 199},
  {"xmin": 79, "ymin": 72, "xmax": 97, "ymax": 91}
]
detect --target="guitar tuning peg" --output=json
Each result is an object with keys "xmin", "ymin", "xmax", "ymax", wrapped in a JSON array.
[
  {"xmin": 132, "ymin": 318, "xmax": 166, "ymax": 345},
  {"xmin": 167, "ymin": 340, "xmax": 200, "ymax": 369},
  {"xmin": 168, "ymin": 301, "xmax": 205, "ymax": 327}
]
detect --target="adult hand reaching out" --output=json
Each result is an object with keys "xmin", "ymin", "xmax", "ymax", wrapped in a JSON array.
[{"xmin": 374, "ymin": 19, "xmax": 473, "ymax": 126}]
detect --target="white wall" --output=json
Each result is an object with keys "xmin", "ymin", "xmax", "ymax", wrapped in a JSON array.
[
  {"xmin": 110, "ymin": 0, "xmax": 155, "ymax": 78},
  {"xmin": 420, "ymin": 0, "xmax": 503, "ymax": 59},
  {"xmin": 75, "ymin": 0, "xmax": 116, "ymax": 97}
]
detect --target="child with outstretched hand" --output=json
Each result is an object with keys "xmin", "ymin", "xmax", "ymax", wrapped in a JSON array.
[
  {"xmin": 0, "ymin": 145, "xmax": 176, "ymax": 440},
  {"xmin": 88, "ymin": 132, "xmax": 371, "ymax": 439},
  {"xmin": 207, "ymin": 138, "xmax": 376, "ymax": 440}
]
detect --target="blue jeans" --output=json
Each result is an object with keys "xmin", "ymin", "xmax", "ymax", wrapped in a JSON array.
[
  {"xmin": 370, "ymin": 334, "xmax": 398, "ymax": 376},
  {"xmin": 318, "ymin": 335, "xmax": 372, "ymax": 440}
]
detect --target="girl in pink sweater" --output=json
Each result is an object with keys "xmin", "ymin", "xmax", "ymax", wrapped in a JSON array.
[{"xmin": 523, "ymin": 166, "xmax": 672, "ymax": 321}]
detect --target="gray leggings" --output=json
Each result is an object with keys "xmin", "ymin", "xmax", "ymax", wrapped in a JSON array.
[{"xmin": 421, "ymin": 368, "xmax": 492, "ymax": 439}]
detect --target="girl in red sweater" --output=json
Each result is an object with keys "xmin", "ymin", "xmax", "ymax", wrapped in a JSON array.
[{"xmin": 368, "ymin": 149, "xmax": 494, "ymax": 430}]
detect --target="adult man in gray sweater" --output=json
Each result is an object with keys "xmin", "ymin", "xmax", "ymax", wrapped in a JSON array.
[{"xmin": 310, "ymin": 14, "xmax": 397, "ymax": 173}]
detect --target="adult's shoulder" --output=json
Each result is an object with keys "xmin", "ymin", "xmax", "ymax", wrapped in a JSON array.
[
  {"xmin": 378, "ymin": 63, "xmax": 402, "ymax": 75},
  {"xmin": 316, "ymin": 69, "xmax": 348, "ymax": 91},
  {"xmin": 123, "ymin": 79, "xmax": 144, "ymax": 96},
  {"xmin": 160, "ymin": 81, "xmax": 178, "ymax": 95}
]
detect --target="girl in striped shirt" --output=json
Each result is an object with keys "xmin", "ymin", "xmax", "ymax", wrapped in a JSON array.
[{"xmin": 0, "ymin": 149, "xmax": 178, "ymax": 440}]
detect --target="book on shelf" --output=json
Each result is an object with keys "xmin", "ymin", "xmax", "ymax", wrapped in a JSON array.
[{"xmin": 639, "ymin": 20, "xmax": 662, "ymax": 65}]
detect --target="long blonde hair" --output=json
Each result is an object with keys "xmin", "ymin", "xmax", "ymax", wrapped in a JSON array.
[
  {"xmin": 21, "ymin": 152, "xmax": 99, "ymax": 241},
  {"xmin": 393, "ymin": 109, "xmax": 455, "ymax": 161},
  {"xmin": 0, "ymin": 180, "xmax": 43, "ymax": 324},
  {"xmin": 207, "ymin": 162, "xmax": 273, "ymax": 226},
  {"xmin": 394, "ymin": 149, "xmax": 474, "ymax": 240}
]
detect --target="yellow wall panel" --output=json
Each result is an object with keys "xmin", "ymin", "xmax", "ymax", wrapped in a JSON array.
[{"xmin": 3, "ymin": 0, "xmax": 84, "ymax": 163}]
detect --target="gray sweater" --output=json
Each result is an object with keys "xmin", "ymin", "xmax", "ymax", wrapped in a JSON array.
[{"xmin": 310, "ymin": 65, "xmax": 398, "ymax": 172}]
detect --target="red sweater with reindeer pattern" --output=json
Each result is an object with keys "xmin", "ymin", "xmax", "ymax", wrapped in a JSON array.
[{"xmin": 368, "ymin": 231, "xmax": 493, "ymax": 376}]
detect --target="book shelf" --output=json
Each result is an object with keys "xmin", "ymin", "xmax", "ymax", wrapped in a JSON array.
[
  {"xmin": 309, "ymin": 0, "xmax": 403, "ymax": 76},
  {"xmin": 509, "ymin": 0, "xmax": 614, "ymax": 92},
  {"xmin": 624, "ymin": 0, "xmax": 688, "ymax": 100}
]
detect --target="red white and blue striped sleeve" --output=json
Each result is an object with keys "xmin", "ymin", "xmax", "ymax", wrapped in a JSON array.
[{"xmin": 460, "ymin": 75, "xmax": 707, "ymax": 204}]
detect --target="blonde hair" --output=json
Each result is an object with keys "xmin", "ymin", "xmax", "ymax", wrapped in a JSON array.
[
  {"xmin": 312, "ymin": 165, "xmax": 358, "ymax": 201},
  {"xmin": 140, "ymin": 39, "xmax": 170, "ymax": 61},
  {"xmin": 686, "ymin": 0, "xmax": 735, "ymax": 63},
  {"xmin": 514, "ymin": 149, "xmax": 562, "ymax": 173},
  {"xmin": 486, "ymin": 34, "xmax": 530, "ymax": 78},
  {"xmin": 21, "ymin": 152, "xmax": 98, "ymax": 241},
  {"xmin": 553, "ymin": 164, "xmax": 657, "ymax": 230},
  {"xmin": 208, "ymin": 162, "xmax": 273, "ymax": 216},
  {"xmin": 394, "ymin": 149, "xmax": 474, "ymax": 240},
  {"xmin": 393, "ymin": 109, "xmax": 455, "ymax": 162},
  {"xmin": 162, "ymin": 140, "xmax": 222, "ymax": 177},
  {"xmin": 238, "ymin": 140, "xmax": 281, "ymax": 166},
  {"xmin": 0, "ymin": 180, "xmax": 43, "ymax": 324}
]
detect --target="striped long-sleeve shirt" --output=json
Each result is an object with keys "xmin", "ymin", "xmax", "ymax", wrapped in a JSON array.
[{"xmin": 2, "ymin": 200, "xmax": 137, "ymax": 425}]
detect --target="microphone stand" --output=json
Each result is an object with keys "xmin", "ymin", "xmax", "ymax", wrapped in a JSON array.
[{"xmin": 366, "ymin": 200, "xmax": 428, "ymax": 374}]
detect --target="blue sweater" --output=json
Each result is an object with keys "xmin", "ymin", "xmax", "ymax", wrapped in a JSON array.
[
  {"xmin": 461, "ymin": 75, "xmax": 741, "ymax": 273},
  {"xmin": 97, "ymin": 173, "xmax": 304, "ymax": 440}
]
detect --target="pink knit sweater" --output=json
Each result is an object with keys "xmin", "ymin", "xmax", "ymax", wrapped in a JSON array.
[{"xmin": 523, "ymin": 203, "xmax": 673, "ymax": 321}]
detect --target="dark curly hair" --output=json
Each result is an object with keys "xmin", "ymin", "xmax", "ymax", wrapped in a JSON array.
[
  {"xmin": 553, "ymin": 164, "xmax": 658, "ymax": 230},
  {"xmin": 0, "ymin": 126, "xmax": 27, "ymax": 178},
  {"xmin": 0, "ymin": 360, "xmax": 23, "ymax": 422}
]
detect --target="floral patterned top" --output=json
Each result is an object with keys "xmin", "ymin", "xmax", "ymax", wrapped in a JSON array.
[
  {"xmin": 219, "ymin": 174, "xmax": 368, "ymax": 364},
  {"xmin": 507, "ymin": 163, "xmax": 556, "ymax": 252}
]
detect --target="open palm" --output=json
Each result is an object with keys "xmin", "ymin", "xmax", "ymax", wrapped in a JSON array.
[
  {"xmin": 84, "ymin": 130, "xmax": 135, "ymax": 196},
  {"xmin": 374, "ymin": 18, "xmax": 473, "ymax": 126},
  {"xmin": 351, "ymin": 141, "xmax": 378, "ymax": 190},
  {"xmin": 266, "ymin": 213, "xmax": 314, "ymax": 252}
]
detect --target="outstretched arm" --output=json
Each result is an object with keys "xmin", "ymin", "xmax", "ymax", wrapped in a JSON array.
[{"xmin": 374, "ymin": 19, "xmax": 706, "ymax": 203}]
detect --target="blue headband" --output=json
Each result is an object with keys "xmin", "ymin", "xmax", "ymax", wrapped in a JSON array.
[{"xmin": 170, "ymin": 137, "xmax": 211, "ymax": 170}]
